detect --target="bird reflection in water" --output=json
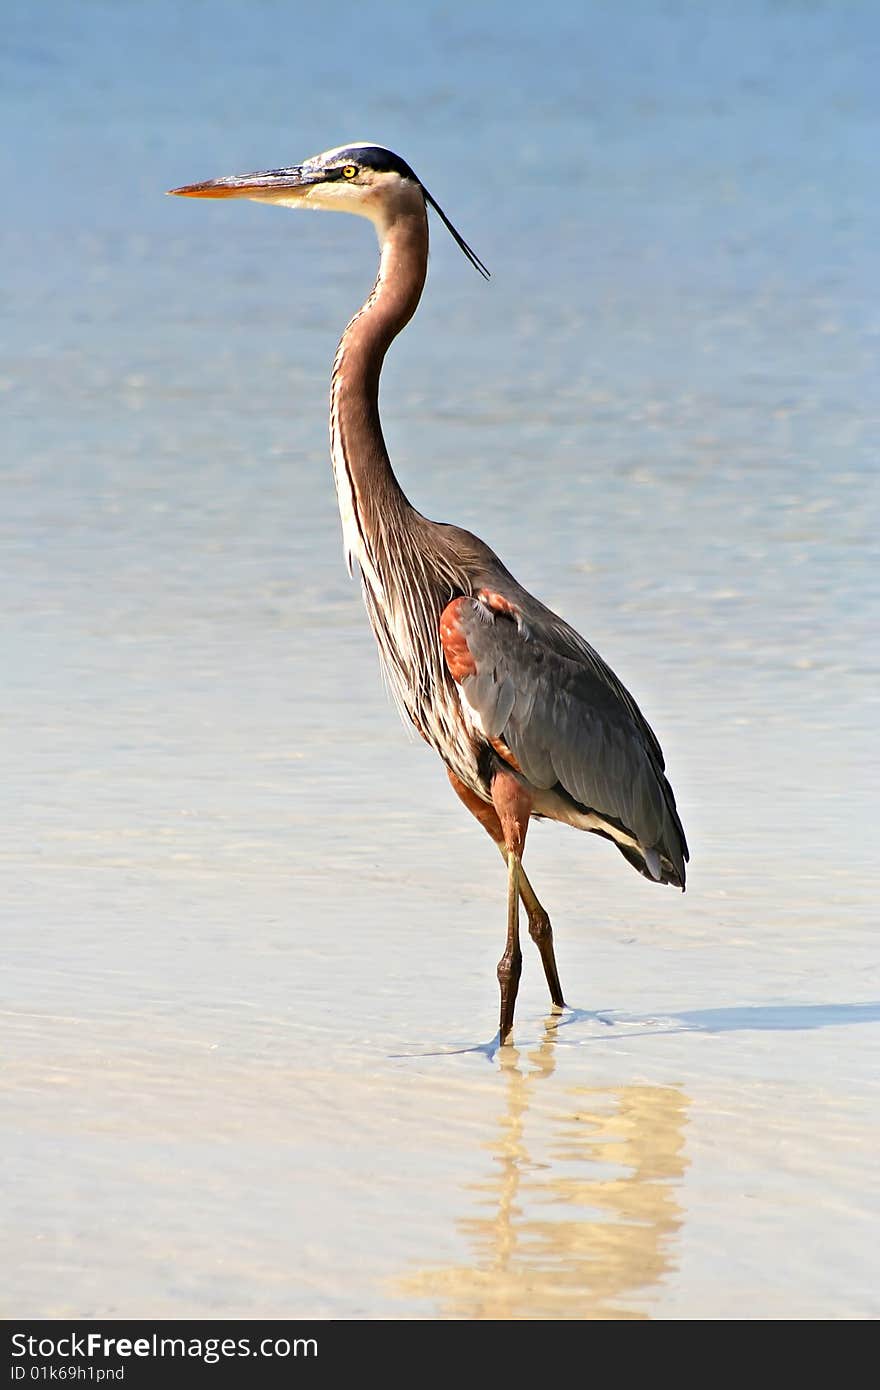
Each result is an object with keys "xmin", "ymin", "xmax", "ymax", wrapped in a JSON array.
[{"xmin": 396, "ymin": 1021, "xmax": 689, "ymax": 1319}]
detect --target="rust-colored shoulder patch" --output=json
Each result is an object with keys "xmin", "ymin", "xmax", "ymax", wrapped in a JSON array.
[
  {"xmin": 439, "ymin": 597, "xmax": 477, "ymax": 681},
  {"xmin": 477, "ymin": 588, "xmax": 519, "ymax": 619}
]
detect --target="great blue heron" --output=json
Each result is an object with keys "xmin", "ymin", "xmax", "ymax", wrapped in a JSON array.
[{"xmin": 170, "ymin": 143, "xmax": 688, "ymax": 1045}]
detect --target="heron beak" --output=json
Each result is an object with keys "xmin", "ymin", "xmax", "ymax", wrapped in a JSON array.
[{"xmin": 167, "ymin": 167, "xmax": 313, "ymax": 203}]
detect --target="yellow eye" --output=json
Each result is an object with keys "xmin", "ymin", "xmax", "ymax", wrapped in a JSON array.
[{"xmin": 342, "ymin": 165, "xmax": 357, "ymax": 179}]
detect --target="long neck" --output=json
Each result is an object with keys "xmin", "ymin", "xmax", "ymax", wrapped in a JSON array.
[{"xmin": 329, "ymin": 203, "xmax": 428, "ymax": 593}]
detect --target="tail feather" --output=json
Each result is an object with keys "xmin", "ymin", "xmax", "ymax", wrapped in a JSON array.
[{"xmin": 615, "ymin": 839, "xmax": 686, "ymax": 891}]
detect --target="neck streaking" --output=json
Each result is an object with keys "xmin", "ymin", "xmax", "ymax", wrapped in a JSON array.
[
  {"xmin": 328, "ymin": 202, "xmax": 429, "ymax": 600},
  {"xmin": 326, "ymin": 195, "xmax": 480, "ymax": 762}
]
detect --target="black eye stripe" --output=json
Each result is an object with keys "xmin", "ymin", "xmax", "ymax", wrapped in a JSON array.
[
  {"xmin": 303, "ymin": 146, "xmax": 489, "ymax": 278},
  {"xmin": 328, "ymin": 146, "xmax": 419, "ymax": 181}
]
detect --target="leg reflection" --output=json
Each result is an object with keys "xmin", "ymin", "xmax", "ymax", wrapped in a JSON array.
[{"xmin": 396, "ymin": 1019, "xmax": 689, "ymax": 1319}]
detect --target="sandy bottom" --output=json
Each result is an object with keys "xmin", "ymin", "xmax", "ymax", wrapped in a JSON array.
[{"xmin": 4, "ymin": 819, "xmax": 878, "ymax": 1320}]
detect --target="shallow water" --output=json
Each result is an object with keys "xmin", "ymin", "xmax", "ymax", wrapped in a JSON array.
[{"xmin": 2, "ymin": 0, "xmax": 878, "ymax": 1319}]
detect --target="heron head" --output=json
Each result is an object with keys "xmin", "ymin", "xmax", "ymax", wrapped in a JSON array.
[{"xmin": 169, "ymin": 142, "xmax": 488, "ymax": 276}]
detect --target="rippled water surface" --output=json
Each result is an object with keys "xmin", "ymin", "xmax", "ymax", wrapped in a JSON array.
[{"xmin": 2, "ymin": 0, "xmax": 878, "ymax": 1319}]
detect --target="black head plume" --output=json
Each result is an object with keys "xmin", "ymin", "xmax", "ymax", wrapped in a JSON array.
[
  {"xmin": 340, "ymin": 146, "xmax": 489, "ymax": 276},
  {"xmin": 422, "ymin": 185, "xmax": 490, "ymax": 279}
]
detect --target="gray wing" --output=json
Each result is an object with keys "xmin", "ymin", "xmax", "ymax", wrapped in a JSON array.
[
  {"xmin": 454, "ymin": 597, "xmax": 688, "ymax": 887},
  {"xmin": 435, "ymin": 519, "xmax": 668, "ymax": 769}
]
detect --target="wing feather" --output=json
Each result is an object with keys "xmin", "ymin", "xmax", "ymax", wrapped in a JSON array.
[{"xmin": 452, "ymin": 597, "xmax": 686, "ymax": 880}]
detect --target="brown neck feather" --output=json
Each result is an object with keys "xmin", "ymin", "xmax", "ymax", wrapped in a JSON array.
[{"xmin": 330, "ymin": 201, "xmax": 428, "ymax": 552}]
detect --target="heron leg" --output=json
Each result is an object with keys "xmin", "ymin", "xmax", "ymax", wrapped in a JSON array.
[
  {"xmin": 498, "ymin": 847, "xmax": 522, "ymax": 1044},
  {"xmin": 446, "ymin": 768, "xmax": 566, "ymax": 1013},
  {"xmin": 490, "ymin": 770, "xmax": 534, "ymax": 1044},
  {"xmin": 499, "ymin": 844, "xmax": 566, "ymax": 1011}
]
